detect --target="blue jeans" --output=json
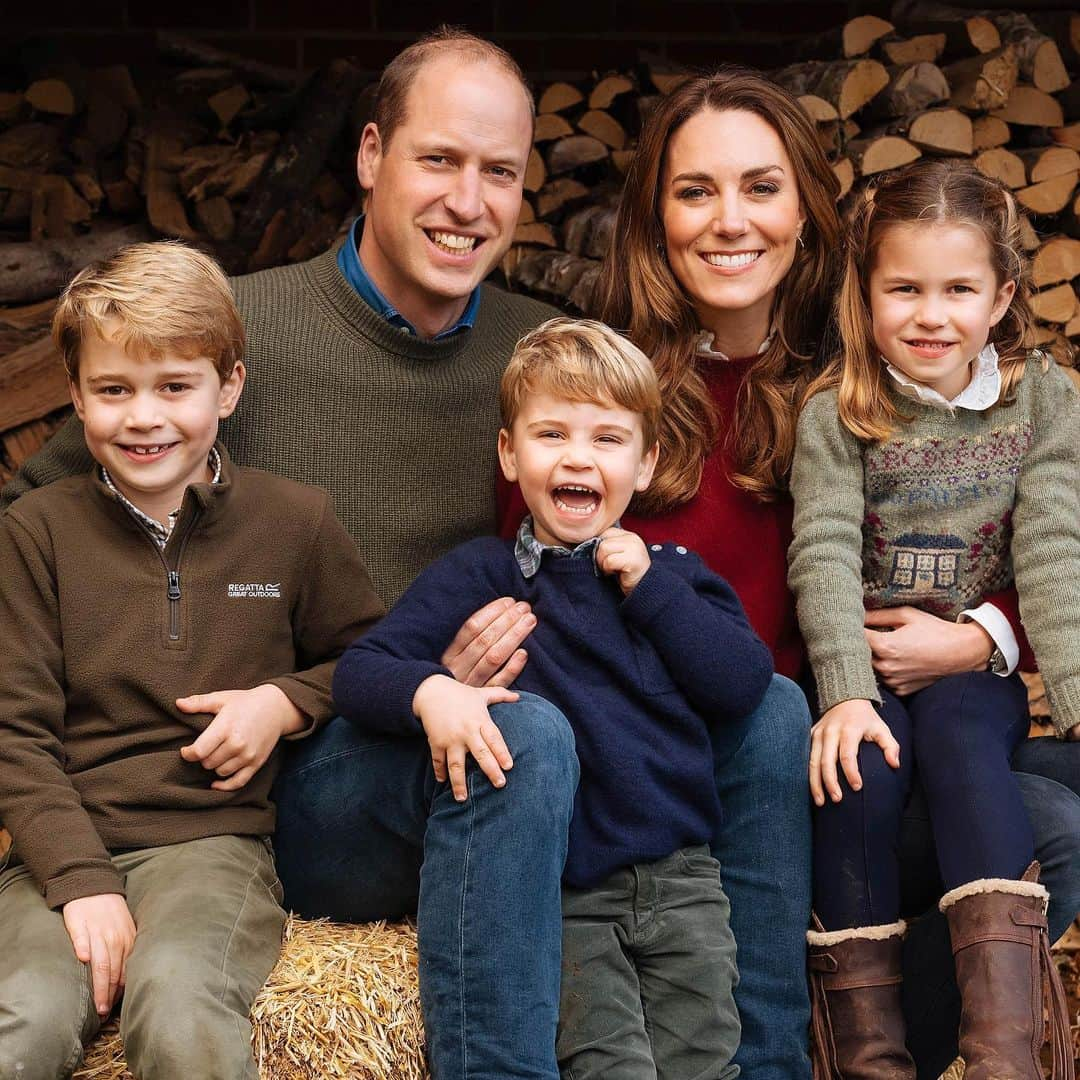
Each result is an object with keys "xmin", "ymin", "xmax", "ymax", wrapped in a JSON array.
[
  {"xmin": 710, "ymin": 674, "xmax": 813, "ymax": 1080},
  {"xmin": 272, "ymin": 693, "xmax": 578, "ymax": 1080},
  {"xmin": 274, "ymin": 675, "xmax": 814, "ymax": 1080}
]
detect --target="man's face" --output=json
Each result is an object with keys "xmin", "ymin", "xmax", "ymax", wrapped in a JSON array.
[{"xmin": 357, "ymin": 55, "xmax": 534, "ymax": 338}]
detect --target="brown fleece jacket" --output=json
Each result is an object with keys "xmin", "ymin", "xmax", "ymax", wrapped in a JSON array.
[{"xmin": 0, "ymin": 447, "xmax": 383, "ymax": 908}]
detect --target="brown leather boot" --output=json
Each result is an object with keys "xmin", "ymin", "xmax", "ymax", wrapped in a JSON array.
[
  {"xmin": 807, "ymin": 918, "xmax": 916, "ymax": 1079},
  {"xmin": 940, "ymin": 861, "xmax": 1075, "ymax": 1080}
]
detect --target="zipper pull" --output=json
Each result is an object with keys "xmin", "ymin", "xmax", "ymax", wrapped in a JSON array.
[{"xmin": 167, "ymin": 570, "xmax": 181, "ymax": 600}]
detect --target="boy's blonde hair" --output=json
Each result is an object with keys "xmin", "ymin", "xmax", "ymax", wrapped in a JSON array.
[
  {"xmin": 808, "ymin": 159, "xmax": 1040, "ymax": 442},
  {"xmin": 500, "ymin": 317, "xmax": 662, "ymax": 450},
  {"xmin": 53, "ymin": 241, "xmax": 245, "ymax": 383}
]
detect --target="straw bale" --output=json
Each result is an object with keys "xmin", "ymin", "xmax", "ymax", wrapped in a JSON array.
[{"xmin": 74, "ymin": 916, "xmax": 427, "ymax": 1080}]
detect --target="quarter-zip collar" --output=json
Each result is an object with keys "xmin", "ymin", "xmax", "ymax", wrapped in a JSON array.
[{"xmin": 91, "ymin": 441, "xmax": 236, "ymax": 535}]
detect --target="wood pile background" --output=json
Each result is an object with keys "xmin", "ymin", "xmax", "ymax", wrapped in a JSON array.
[{"xmin": 2, "ymin": 4, "xmax": 1080, "ymax": 488}]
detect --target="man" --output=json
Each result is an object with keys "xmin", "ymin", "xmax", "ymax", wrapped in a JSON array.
[{"xmin": 5, "ymin": 29, "xmax": 1079, "ymax": 1080}]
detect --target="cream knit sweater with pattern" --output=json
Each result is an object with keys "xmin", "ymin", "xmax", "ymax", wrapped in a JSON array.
[{"xmin": 789, "ymin": 357, "xmax": 1080, "ymax": 735}]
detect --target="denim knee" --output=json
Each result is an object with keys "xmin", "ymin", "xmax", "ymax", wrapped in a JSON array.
[
  {"xmin": 1016, "ymin": 772, "xmax": 1080, "ymax": 940},
  {"xmin": 716, "ymin": 674, "xmax": 811, "ymax": 788},
  {"xmin": 487, "ymin": 692, "xmax": 579, "ymax": 810}
]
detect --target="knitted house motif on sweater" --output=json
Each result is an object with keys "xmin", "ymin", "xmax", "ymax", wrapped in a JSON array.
[{"xmin": 860, "ymin": 420, "xmax": 1033, "ymax": 617}]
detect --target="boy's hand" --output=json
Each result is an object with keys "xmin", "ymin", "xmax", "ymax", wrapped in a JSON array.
[
  {"xmin": 597, "ymin": 527, "xmax": 651, "ymax": 595},
  {"xmin": 442, "ymin": 597, "xmax": 534, "ymax": 688},
  {"xmin": 413, "ymin": 674, "xmax": 518, "ymax": 801},
  {"xmin": 810, "ymin": 699, "xmax": 901, "ymax": 807},
  {"xmin": 62, "ymin": 893, "xmax": 136, "ymax": 1017},
  {"xmin": 177, "ymin": 684, "xmax": 304, "ymax": 791}
]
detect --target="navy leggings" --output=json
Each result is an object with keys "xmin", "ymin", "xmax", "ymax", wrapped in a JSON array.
[{"xmin": 813, "ymin": 671, "xmax": 1034, "ymax": 931}]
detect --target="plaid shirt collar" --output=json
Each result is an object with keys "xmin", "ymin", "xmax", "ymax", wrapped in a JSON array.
[
  {"xmin": 101, "ymin": 446, "xmax": 222, "ymax": 549},
  {"xmin": 514, "ymin": 514, "xmax": 604, "ymax": 579}
]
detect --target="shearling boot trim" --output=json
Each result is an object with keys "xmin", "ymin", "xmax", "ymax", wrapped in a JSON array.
[
  {"xmin": 807, "ymin": 919, "xmax": 907, "ymax": 947},
  {"xmin": 938, "ymin": 876, "xmax": 1049, "ymax": 913}
]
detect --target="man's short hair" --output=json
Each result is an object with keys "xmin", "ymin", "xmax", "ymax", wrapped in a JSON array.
[
  {"xmin": 500, "ymin": 317, "xmax": 662, "ymax": 450},
  {"xmin": 374, "ymin": 25, "xmax": 534, "ymax": 149},
  {"xmin": 53, "ymin": 241, "xmax": 245, "ymax": 383}
]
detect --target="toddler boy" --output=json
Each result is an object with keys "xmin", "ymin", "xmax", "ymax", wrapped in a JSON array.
[
  {"xmin": 333, "ymin": 317, "xmax": 773, "ymax": 1079},
  {"xmin": 0, "ymin": 242, "xmax": 383, "ymax": 1079}
]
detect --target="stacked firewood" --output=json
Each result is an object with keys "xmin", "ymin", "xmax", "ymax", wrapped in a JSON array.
[
  {"xmin": 2, "ymin": 6, "xmax": 1080, "ymax": 482},
  {"xmin": 505, "ymin": 5, "xmax": 1080, "ymax": 370}
]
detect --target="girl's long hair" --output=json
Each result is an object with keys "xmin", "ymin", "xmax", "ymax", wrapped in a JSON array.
[
  {"xmin": 594, "ymin": 65, "xmax": 841, "ymax": 511},
  {"xmin": 808, "ymin": 159, "xmax": 1037, "ymax": 442}
]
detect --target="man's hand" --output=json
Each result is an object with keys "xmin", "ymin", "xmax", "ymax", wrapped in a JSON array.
[
  {"xmin": 178, "ymin": 684, "xmax": 305, "ymax": 791},
  {"xmin": 1067, "ymin": 724, "xmax": 1080, "ymax": 742},
  {"xmin": 597, "ymin": 527, "xmax": 651, "ymax": 596},
  {"xmin": 413, "ymin": 674, "xmax": 518, "ymax": 801},
  {"xmin": 864, "ymin": 606, "xmax": 993, "ymax": 696},
  {"xmin": 62, "ymin": 893, "xmax": 136, "ymax": 1017},
  {"xmin": 442, "ymin": 597, "xmax": 535, "ymax": 687},
  {"xmin": 810, "ymin": 699, "xmax": 901, "ymax": 807}
]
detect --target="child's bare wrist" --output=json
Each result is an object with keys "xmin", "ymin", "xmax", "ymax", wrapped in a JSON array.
[
  {"xmin": 259, "ymin": 683, "xmax": 306, "ymax": 735},
  {"xmin": 413, "ymin": 674, "xmax": 452, "ymax": 717}
]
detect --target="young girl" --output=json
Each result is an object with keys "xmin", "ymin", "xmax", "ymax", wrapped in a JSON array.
[{"xmin": 788, "ymin": 159, "xmax": 1077, "ymax": 1080}]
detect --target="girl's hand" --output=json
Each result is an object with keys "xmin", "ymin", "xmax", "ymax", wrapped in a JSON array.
[
  {"xmin": 864, "ymin": 606, "xmax": 993, "ymax": 695},
  {"xmin": 597, "ymin": 527, "xmax": 651, "ymax": 595},
  {"xmin": 413, "ymin": 675, "xmax": 518, "ymax": 801},
  {"xmin": 810, "ymin": 699, "xmax": 901, "ymax": 807}
]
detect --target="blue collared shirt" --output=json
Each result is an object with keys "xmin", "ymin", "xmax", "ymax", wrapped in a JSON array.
[
  {"xmin": 336, "ymin": 216, "xmax": 481, "ymax": 341},
  {"xmin": 514, "ymin": 514, "xmax": 603, "ymax": 579}
]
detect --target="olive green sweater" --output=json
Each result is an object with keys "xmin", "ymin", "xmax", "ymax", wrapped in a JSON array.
[
  {"xmin": 1, "ymin": 248, "xmax": 558, "ymax": 607},
  {"xmin": 789, "ymin": 358, "xmax": 1080, "ymax": 736},
  {"xmin": 0, "ymin": 450, "xmax": 383, "ymax": 908}
]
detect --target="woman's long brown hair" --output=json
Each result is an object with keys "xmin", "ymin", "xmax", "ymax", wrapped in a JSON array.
[
  {"xmin": 807, "ymin": 159, "xmax": 1038, "ymax": 443},
  {"xmin": 594, "ymin": 66, "xmax": 841, "ymax": 511}
]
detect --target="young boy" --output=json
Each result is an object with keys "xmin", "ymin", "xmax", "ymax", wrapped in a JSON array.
[
  {"xmin": 333, "ymin": 317, "xmax": 774, "ymax": 1079},
  {"xmin": 0, "ymin": 242, "xmax": 383, "ymax": 1080}
]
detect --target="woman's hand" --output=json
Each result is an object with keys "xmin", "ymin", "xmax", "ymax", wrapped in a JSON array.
[
  {"xmin": 441, "ymin": 598, "xmax": 535, "ymax": 688},
  {"xmin": 864, "ymin": 606, "xmax": 994, "ymax": 696},
  {"xmin": 809, "ymin": 699, "xmax": 900, "ymax": 807}
]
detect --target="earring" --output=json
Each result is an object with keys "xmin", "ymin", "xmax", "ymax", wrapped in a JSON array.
[{"xmin": 796, "ymin": 232, "xmax": 805, "ymax": 249}]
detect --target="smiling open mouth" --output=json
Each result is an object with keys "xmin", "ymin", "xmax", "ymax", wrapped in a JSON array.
[
  {"xmin": 553, "ymin": 485, "xmax": 600, "ymax": 514},
  {"xmin": 701, "ymin": 252, "xmax": 761, "ymax": 269},
  {"xmin": 121, "ymin": 443, "xmax": 177, "ymax": 456},
  {"xmin": 427, "ymin": 230, "xmax": 481, "ymax": 255},
  {"xmin": 905, "ymin": 339, "xmax": 957, "ymax": 354}
]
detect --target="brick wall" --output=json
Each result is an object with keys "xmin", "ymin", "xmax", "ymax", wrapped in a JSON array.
[{"xmin": 5, "ymin": 0, "xmax": 897, "ymax": 82}]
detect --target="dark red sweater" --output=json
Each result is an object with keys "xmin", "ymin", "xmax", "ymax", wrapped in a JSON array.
[{"xmin": 500, "ymin": 356, "xmax": 804, "ymax": 679}]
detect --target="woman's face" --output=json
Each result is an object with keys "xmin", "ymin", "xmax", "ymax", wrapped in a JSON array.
[{"xmin": 660, "ymin": 108, "xmax": 804, "ymax": 342}]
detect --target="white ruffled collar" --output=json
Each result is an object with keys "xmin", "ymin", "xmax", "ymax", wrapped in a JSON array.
[
  {"xmin": 695, "ymin": 327, "xmax": 775, "ymax": 360},
  {"xmin": 885, "ymin": 343, "xmax": 1002, "ymax": 412}
]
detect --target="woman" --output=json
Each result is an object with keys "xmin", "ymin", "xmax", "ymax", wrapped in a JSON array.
[{"xmin": 502, "ymin": 66, "xmax": 1080, "ymax": 1078}]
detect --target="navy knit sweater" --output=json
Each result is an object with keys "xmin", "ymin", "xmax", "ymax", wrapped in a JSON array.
[{"xmin": 333, "ymin": 537, "xmax": 773, "ymax": 888}]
